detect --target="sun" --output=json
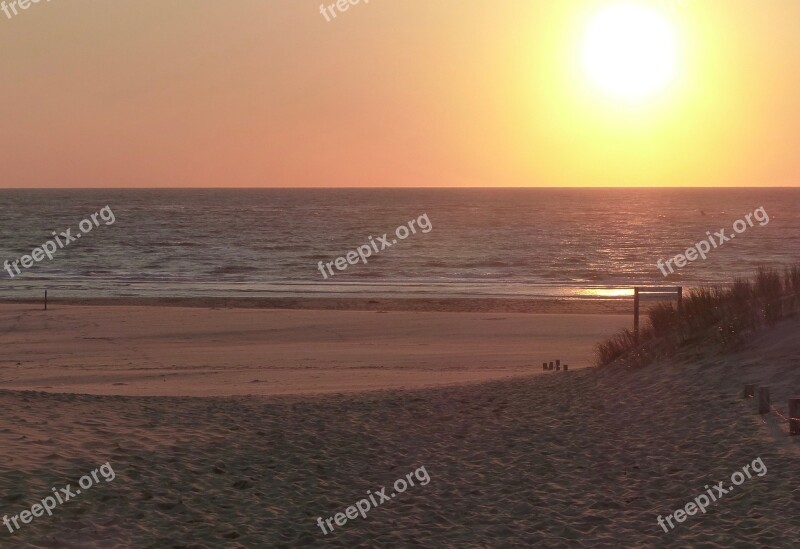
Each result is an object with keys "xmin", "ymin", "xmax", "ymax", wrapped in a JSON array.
[{"xmin": 582, "ymin": 3, "xmax": 678, "ymax": 101}]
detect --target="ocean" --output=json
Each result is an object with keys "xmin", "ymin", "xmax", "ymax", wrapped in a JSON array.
[{"xmin": 0, "ymin": 188, "xmax": 798, "ymax": 300}]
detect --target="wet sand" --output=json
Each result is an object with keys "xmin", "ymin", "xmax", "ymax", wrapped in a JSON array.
[{"xmin": 0, "ymin": 303, "xmax": 629, "ymax": 396}]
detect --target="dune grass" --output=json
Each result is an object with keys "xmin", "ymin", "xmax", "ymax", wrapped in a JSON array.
[{"xmin": 594, "ymin": 264, "xmax": 800, "ymax": 368}]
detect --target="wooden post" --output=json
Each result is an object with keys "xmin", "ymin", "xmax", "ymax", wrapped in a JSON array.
[
  {"xmin": 743, "ymin": 384, "xmax": 755, "ymax": 398},
  {"xmin": 758, "ymin": 386, "xmax": 770, "ymax": 415},
  {"xmin": 633, "ymin": 288, "xmax": 640, "ymax": 344},
  {"xmin": 676, "ymin": 287, "xmax": 683, "ymax": 317},
  {"xmin": 542, "ymin": 362, "xmax": 547, "ymax": 371},
  {"xmin": 789, "ymin": 398, "xmax": 800, "ymax": 436},
  {"xmin": 549, "ymin": 361, "xmax": 554, "ymax": 371},
  {"xmin": 564, "ymin": 364, "xmax": 569, "ymax": 371},
  {"xmin": 44, "ymin": 289, "xmax": 47, "ymax": 311},
  {"xmin": 555, "ymin": 359, "xmax": 560, "ymax": 369}
]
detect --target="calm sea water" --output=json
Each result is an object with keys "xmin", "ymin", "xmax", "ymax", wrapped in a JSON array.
[{"xmin": 0, "ymin": 189, "xmax": 797, "ymax": 299}]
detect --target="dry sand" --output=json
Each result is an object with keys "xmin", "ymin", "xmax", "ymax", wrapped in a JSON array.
[
  {"xmin": 1, "ymin": 302, "xmax": 798, "ymax": 547},
  {"xmin": 0, "ymin": 303, "xmax": 629, "ymax": 396}
]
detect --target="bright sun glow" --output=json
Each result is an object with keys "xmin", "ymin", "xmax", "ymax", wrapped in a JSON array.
[{"xmin": 582, "ymin": 3, "xmax": 678, "ymax": 101}]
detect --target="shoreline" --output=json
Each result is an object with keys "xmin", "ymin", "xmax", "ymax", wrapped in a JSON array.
[{"xmin": 0, "ymin": 296, "xmax": 632, "ymax": 314}]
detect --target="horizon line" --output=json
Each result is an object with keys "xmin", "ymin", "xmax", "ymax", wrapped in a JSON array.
[{"xmin": 1, "ymin": 186, "xmax": 798, "ymax": 190}]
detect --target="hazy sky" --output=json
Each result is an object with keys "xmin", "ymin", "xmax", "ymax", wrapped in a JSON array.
[{"xmin": 1, "ymin": 0, "xmax": 798, "ymax": 187}]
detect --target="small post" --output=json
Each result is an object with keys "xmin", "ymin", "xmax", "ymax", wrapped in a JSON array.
[
  {"xmin": 543, "ymin": 362, "xmax": 547, "ymax": 371},
  {"xmin": 676, "ymin": 286, "xmax": 683, "ymax": 317},
  {"xmin": 549, "ymin": 361, "xmax": 554, "ymax": 371},
  {"xmin": 743, "ymin": 384, "xmax": 755, "ymax": 399},
  {"xmin": 555, "ymin": 359, "xmax": 560, "ymax": 369},
  {"xmin": 789, "ymin": 398, "xmax": 800, "ymax": 436},
  {"xmin": 758, "ymin": 386, "xmax": 770, "ymax": 415},
  {"xmin": 564, "ymin": 364, "xmax": 569, "ymax": 371},
  {"xmin": 44, "ymin": 289, "xmax": 48, "ymax": 311},
  {"xmin": 633, "ymin": 288, "xmax": 640, "ymax": 344}
]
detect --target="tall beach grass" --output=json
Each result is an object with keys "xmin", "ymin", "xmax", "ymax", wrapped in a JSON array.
[{"xmin": 595, "ymin": 264, "xmax": 800, "ymax": 368}]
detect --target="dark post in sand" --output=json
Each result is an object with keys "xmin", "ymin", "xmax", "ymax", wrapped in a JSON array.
[
  {"xmin": 789, "ymin": 398, "xmax": 800, "ymax": 436},
  {"xmin": 758, "ymin": 386, "xmax": 770, "ymax": 415},
  {"xmin": 633, "ymin": 288, "xmax": 640, "ymax": 344}
]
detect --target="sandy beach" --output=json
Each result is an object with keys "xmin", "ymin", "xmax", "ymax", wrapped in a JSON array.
[
  {"xmin": 0, "ymin": 301, "xmax": 798, "ymax": 547},
  {"xmin": 0, "ymin": 302, "xmax": 629, "ymax": 396},
  {"xmin": 0, "ymin": 308, "xmax": 798, "ymax": 547}
]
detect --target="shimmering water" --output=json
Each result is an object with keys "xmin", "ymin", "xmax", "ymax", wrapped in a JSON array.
[{"xmin": 0, "ymin": 188, "xmax": 797, "ymax": 299}]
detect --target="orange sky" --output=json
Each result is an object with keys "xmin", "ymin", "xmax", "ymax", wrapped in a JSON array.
[{"xmin": 0, "ymin": 0, "xmax": 798, "ymax": 188}]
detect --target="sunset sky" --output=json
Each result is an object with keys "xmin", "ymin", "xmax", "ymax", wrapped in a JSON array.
[{"xmin": 1, "ymin": 0, "xmax": 798, "ymax": 188}]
